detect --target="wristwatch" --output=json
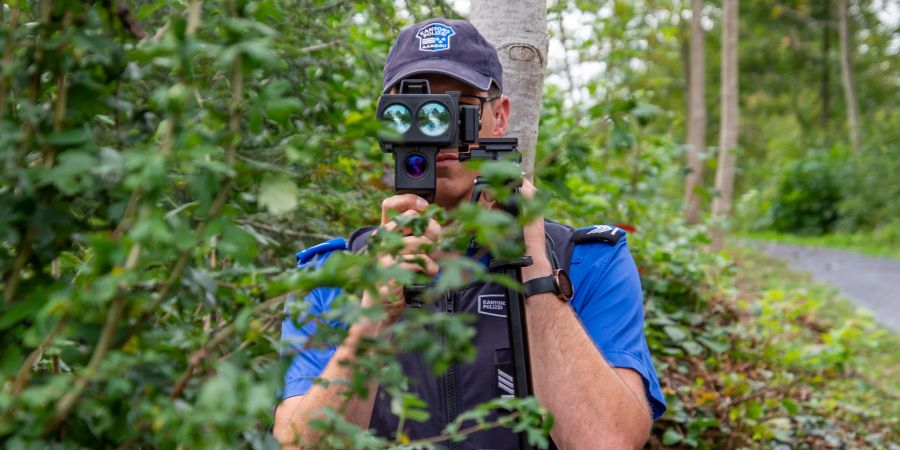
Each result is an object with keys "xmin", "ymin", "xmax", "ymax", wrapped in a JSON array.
[{"xmin": 523, "ymin": 269, "xmax": 573, "ymax": 302}]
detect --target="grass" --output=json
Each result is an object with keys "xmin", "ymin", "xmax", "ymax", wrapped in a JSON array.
[{"xmin": 737, "ymin": 230, "xmax": 900, "ymax": 260}]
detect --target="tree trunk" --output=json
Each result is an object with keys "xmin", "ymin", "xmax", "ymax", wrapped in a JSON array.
[
  {"xmin": 821, "ymin": 0, "xmax": 831, "ymax": 133},
  {"xmin": 683, "ymin": 0, "xmax": 706, "ymax": 224},
  {"xmin": 711, "ymin": 0, "xmax": 739, "ymax": 247},
  {"xmin": 837, "ymin": 0, "xmax": 861, "ymax": 154},
  {"xmin": 470, "ymin": 0, "xmax": 549, "ymax": 181}
]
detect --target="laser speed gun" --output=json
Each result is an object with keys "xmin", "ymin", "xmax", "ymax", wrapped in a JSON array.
[{"xmin": 376, "ymin": 79, "xmax": 481, "ymax": 203}]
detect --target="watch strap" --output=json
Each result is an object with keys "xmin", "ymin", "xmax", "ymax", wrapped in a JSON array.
[{"xmin": 523, "ymin": 276, "xmax": 557, "ymax": 298}]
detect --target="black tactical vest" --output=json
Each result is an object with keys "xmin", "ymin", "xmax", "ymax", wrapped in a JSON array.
[{"xmin": 348, "ymin": 220, "xmax": 577, "ymax": 449}]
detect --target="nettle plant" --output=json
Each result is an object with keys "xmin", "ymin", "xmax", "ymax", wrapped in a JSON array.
[{"xmin": 0, "ymin": 1, "xmax": 551, "ymax": 448}]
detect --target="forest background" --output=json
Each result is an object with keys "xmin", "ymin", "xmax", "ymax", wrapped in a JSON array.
[{"xmin": 0, "ymin": 0, "xmax": 898, "ymax": 448}]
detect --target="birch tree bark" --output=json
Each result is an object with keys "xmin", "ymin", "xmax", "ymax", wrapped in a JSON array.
[
  {"xmin": 683, "ymin": 0, "xmax": 707, "ymax": 224},
  {"xmin": 711, "ymin": 0, "xmax": 739, "ymax": 247},
  {"xmin": 471, "ymin": 0, "xmax": 549, "ymax": 181},
  {"xmin": 837, "ymin": 0, "xmax": 861, "ymax": 154}
]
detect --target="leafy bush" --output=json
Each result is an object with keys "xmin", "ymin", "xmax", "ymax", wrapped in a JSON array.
[{"xmin": 769, "ymin": 152, "xmax": 844, "ymax": 235}]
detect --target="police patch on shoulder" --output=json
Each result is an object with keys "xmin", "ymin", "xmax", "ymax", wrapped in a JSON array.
[
  {"xmin": 416, "ymin": 22, "xmax": 455, "ymax": 52},
  {"xmin": 573, "ymin": 225, "xmax": 624, "ymax": 245}
]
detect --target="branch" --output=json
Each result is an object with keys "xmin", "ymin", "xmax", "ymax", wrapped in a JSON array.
[
  {"xmin": 4, "ymin": 226, "xmax": 36, "ymax": 304},
  {"xmin": 11, "ymin": 315, "xmax": 68, "ymax": 395},
  {"xmin": 406, "ymin": 411, "xmax": 522, "ymax": 446},
  {"xmin": 186, "ymin": 0, "xmax": 202, "ymax": 37},
  {"xmin": 41, "ymin": 244, "xmax": 141, "ymax": 431},
  {"xmin": 44, "ymin": 297, "xmax": 124, "ymax": 433},
  {"xmin": 118, "ymin": 53, "xmax": 243, "ymax": 348},
  {"xmin": 236, "ymin": 218, "xmax": 334, "ymax": 241},
  {"xmin": 307, "ymin": 0, "xmax": 349, "ymax": 13},
  {"xmin": 169, "ymin": 291, "xmax": 295, "ymax": 399},
  {"xmin": 850, "ymin": 368, "xmax": 900, "ymax": 400},
  {"xmin": 0, "ymin": 5, "xmax": 20, "ymax": 123},
  {"xmin": 298, "ymin": 39, "xmax": 342, "ymax": 54},
  {"xmin": 115, "ymin": 3, "xmax": 146, "ymax": 39}
]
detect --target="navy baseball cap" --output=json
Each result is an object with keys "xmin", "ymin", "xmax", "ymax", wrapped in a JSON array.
[{"xmin": 382, "ymin": 18, "xmax": 503, "ymax": 94}]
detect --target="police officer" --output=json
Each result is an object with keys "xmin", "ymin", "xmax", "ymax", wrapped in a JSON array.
[{"xmin": 274, "ymin": 18, "xmax": 666, "ymax": 449}]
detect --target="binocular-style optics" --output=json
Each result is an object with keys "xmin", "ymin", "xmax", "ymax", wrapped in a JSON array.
[{"xmin": 376, "ymin": 79, "xmax": 481, "ymax": 202}]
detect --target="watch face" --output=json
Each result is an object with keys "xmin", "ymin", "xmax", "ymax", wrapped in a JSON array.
[{"xmin": 554, "ymin": 269, "xmax": 574, "ymax": 300}]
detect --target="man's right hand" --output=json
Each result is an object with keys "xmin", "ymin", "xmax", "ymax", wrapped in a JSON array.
[{"xmin": 363, "ymin": 194, "xmax": 441, "ymax": 325}]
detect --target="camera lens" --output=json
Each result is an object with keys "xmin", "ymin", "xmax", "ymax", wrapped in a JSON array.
[
  {"xmin": 382, "ymin": 104, "xmax": 412, "ymax": 133},
  {"xmin": 403, "ymin": 154, "xmax": 428, "ymax": 179},
  {"xmin": 417, "ymin": 102, "xmax": 451, "ymax": 137}
]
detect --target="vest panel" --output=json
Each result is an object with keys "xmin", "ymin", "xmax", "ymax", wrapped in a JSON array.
[{"xmin": 350, "ymin": 221, "xmax": 574, "ymax": 448}]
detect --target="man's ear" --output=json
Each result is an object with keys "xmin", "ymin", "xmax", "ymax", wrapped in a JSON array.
[{"xmin": 492, "ymin": 95, "xmax": 511, "ymax": 137}]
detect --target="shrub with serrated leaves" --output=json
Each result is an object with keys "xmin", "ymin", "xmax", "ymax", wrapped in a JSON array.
[{"xmin": 0, "ymin": 1, "xmax": 552, "ymax": 448}]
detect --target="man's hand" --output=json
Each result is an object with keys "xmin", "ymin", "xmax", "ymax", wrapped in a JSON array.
[
  {"xmin": 517, "ymin": 179, "xmax": 552, "ymax": 282},
  {"xmin": 476, "ymin": 177, "xmax": 550, "ymax": 281},
  {"xmin": 365, "ymin": 194, "xmax": 442, "ymax": 324}
]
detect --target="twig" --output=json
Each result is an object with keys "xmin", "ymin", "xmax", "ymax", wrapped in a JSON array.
[
  {"xmin": 236, "ymin": 218, "xmax": 333, "ymax": 241},
  {"xmin": 307, "ymin": 0, "xmax": 349, "ymax": 13},
  {"xmin": 298, "ymin": 39, "xmax": 342, "ymax": 54},
  {"xmin": 150, "ymin": 0, "xmax": 202, "ymax": 42},
  {"xmin": 406, "ymin": 411, "xmax": 522, "ymax": 445},
  {"xmin": 219, "ymin": 313, "xmax": 282, "ymax": 361},
  {"xmin": 111, "ymin": 190, "xmax": 142, "ymax": 240},
  {"xmin": 169, "ymin": 291, "xmax": 295, "ymax": 399},
  {"xmin": 11, "ymin": 316, "xmax": 69, "ymax": 395},
  {"xmin": 0, "ymin": 5, "xmax": 20, "ymax": 123},
  {"xmin": 41, "ymin": 245, "xmax": 139, "ymax": 430},
  {"xmin": 45, "ymin": 297, "xmax": 125, "ymax": 433},
  {"xmin": 4, "ymin": 226, "xmax": 36, "ymax": 304},
  {"xmin": 186, "ymin": 0, "xmax": 202, "ymax": 36},
  {"xmin": 236, "ymin": 153, "xmax": 299, "ymax": 177},
  {"xmin": 850, "ymin": 368, "xmax": 900, "ymax": 400},
  {"xmin": 46, "ymin": 15, "xmax": 72, "ymax": 168},
  {"xmin": 115, "ymin": 3, "xmax": 146, "ymax": 39}
]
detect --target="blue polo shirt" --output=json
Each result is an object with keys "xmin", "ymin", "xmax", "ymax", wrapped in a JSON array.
[{"xmin": 280, "ymin": 233, "xmax": 667, "ymax": 421}]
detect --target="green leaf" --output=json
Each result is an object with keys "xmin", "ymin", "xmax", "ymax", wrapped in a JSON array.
[
  {"xmin": 0, "ymin": 297, "xmax": 44, "ymax": 331},
  {"xmin": 44, "ymin": 127, "xmax": 91, "ymax": 146},
  {"xmin": 265, "ymin": 98, "xmax": 302, "ymax": 123},
  {"xmin": 781, "ymin": 399, "xmax": 798, "ymax": 415},
  {"xmin": 48, "ymin": 151, "xmax": 97, "ymax": 194},
  {"xmin": 258, "ymin": 177, "xmax": 299, "ymax": 215},
  {"xmin": 662, "ymin": 427, "xmax": 684, "ymax": 445},
  {"xmin": 682, "ymin": 340, "xmax": 704, "ymax": 356},
  {"xmin": 697, "ymin": 336, "xmax": 730, "ymax": 354},
  {"xmin": 663, "ymin": 325, "xmax": 688, "ymax": 341}
]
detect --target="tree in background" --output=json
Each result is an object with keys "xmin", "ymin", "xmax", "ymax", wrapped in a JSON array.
[
  {"xmin": 712, "ymin": 0, "xmax": 740, "ymax": 247},
  {"xmin": 837, "ymin": 0, "xmax": 862, "ymax": 154},
  {"xmin": 683, "ymin": 0, "xmax": 707, "ymax": 224},
  {"xmin": 471, "ymin": 0, "xmax": 549, "ymax": 181}
]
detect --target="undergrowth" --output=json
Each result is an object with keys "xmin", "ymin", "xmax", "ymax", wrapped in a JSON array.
[{"xmin": 646, "ymin": 245, "xmax": 899, "ymax": 449}]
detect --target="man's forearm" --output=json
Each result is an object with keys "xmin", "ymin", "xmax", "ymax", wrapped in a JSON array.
[
  {"xmin": 519, "ymin": 214, "xmax": 651, "ymax": 448},
  {"xmin": 274, "ymin": 316, "xmax": 382, "ymax": 448},
  {"xmin": 523, "ymin": 269, "xmax": 651, "ymax": 449}
]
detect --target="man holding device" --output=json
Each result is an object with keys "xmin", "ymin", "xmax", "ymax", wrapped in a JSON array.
[{"xmin": 274, "ymin": 18, "xmax": 666, "ymax": 449}]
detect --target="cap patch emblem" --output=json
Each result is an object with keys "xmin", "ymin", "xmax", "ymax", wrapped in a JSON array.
[{"xmin": 416, "ymin": 23, "xmax": 455, "ymax": 52}]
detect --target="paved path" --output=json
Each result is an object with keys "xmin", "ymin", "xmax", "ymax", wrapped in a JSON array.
[{"xmin": 754, "ymin": 242, "xmax": 900, "ymax": 333}]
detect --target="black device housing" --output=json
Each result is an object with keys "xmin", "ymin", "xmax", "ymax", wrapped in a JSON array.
[{"xmin": 376, "ymin": 79, "xmax": 481, "ymax": 202}]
